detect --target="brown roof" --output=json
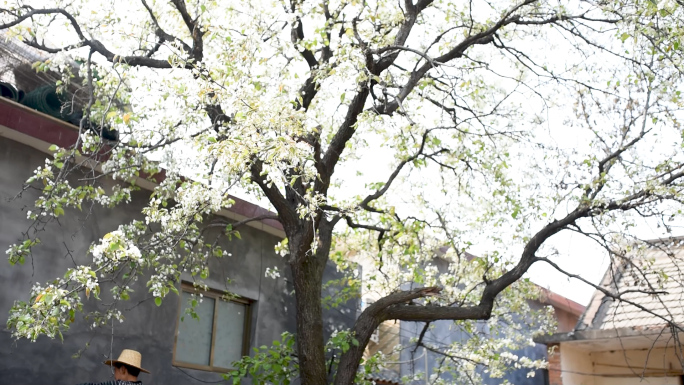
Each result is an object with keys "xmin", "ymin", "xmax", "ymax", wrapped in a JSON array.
[
  {"xmin": 579, "ymin": 237, "xmax": 684, "ymax": 331},
  {"xmin": 0, "ymin": 96, "xmax": 284, "ymax": 236},
  {"xmin": 537, "ymin": 286, "xmax": 585, "ymax": 317}
]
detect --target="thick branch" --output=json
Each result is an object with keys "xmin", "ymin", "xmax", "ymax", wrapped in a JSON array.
[
  {"xmin": 333, "ymin": 287, "xmax": 441, "ymax": 385},
  {"xmin": 318, "ymin": 0, "xmax": 439, "ymax": 186},
  {"xmin": 249, "ymin": 160, "xmax": 298, "ymax": 230},
  {"xmin": 290, "ymin": 9, "xmax": 333, "ymax": 111},
  {"xmin": 140, "ymin": 0, "xmax": 192, "ymax": 53},
  {"xmin": 344, "ymin": 217, "xmax": 390, "ymax": 232},
  {"xmin": 383, "ymin": 167, "xmax": 684, "ymax": 322},
  {"xmin": 169, "ymin": 0, "xmax": 203, "ymax": 61},
  {"xmin": 375, "ymin": 0, "xmax": 434, "ymax": 73},
  {"xmin": 0, "ymin": 8, "xmax": 173, "ymax": 68},
  {"xmin": 334, "ymin": 191, "xmax": 599, "ymax": 385},
  {"xmin": 319, "ymin": 87, "xmax": 371, "ymax": 192},
  {"xmin": 374, "ymin": 0, "xmax": 538, "ymax": 115},
  {"xmin": 204, "ymin": 214, "xmax": 281, "ymax": 231}
]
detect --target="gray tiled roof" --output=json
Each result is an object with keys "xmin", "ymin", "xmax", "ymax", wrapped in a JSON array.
[
  {"xmin": 579, "ymin": 237, "xmax": 684, "ymax": 331},
  {"xmin": 366, "ymin": 371, "xmax": 401, "ymax": 385}
]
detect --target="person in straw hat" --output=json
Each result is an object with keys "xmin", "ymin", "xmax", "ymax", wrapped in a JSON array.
[{"xmin": 77, "ymin": 349, "xmax": 150, "ymax": 385}]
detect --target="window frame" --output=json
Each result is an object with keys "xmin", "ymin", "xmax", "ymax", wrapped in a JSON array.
[{"xmin": 172, "ymin": 282, "xmax": 253, "ymax": 373}]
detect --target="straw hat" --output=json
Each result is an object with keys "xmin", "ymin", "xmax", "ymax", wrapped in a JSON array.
[{"xmin": 104, "ymin": 349, "xmax": 151, "ymax": 374}]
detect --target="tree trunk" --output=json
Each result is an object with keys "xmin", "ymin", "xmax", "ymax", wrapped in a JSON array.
[{"xmin": 291, "ymin": 246, "xmax": 327, "ymax": 385}]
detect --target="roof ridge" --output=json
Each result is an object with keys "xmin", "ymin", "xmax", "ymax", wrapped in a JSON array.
[{"xmin": 642, "ymin": 236, "xmax": 684, "ymax": 249}]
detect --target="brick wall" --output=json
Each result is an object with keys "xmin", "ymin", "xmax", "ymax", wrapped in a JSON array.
[{"xmin": 547, "ymin": 344, "xmax": 562, "ymax": 385}]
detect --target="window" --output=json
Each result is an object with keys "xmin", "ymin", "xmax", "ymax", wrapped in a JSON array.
[{"xmin": 173, "ymin": 283, "xmax": 252, "ymax": 372}]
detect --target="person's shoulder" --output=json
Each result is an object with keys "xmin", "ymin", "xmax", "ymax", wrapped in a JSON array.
[
  {"xmin": 76, "ymin": 381, "xmax": 119, "ymax": 385},
  {"xmin": 76, "ymin": 380, "xmax": 142, "ymax": 385}
]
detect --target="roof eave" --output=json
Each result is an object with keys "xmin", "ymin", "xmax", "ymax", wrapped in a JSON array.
[
  {"xmin": 534, "ymin": 325, "xmax": 670, "ymax": 345},
  {"xmin": 0, "ymin": 96, "xmax": 285, "ymax": 238}
]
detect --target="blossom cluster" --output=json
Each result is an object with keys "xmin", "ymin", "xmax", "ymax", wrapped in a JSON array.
[
  {"xmin": 6, "ymin": 281, "xmax": 82, "ymax": 341},
  {"xmin": 91, "ymin": 230, "xmax": 143, "ymax": 267}
]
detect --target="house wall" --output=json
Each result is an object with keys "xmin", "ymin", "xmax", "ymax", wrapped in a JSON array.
[
  {"xmin": 559, "ymin": 344, "xmax": 595, "ymax": 385},
  {"xmin": 593, "ymin": 376, "xmax": 680, "ymax": 385},
  {"xmin": 0, "ymin": 135, "xmax": 355, "ymax": 384},
  {"xmin": 589, "ymin": 346, "xmax": 682, "ymax": 385},
  {"xmin": 555, "ymin": 307, "xmax": 580, "ymax": 333},
  {"xmin": 557, "ymin": 342, "xmax": 684, "ymax": 385}
]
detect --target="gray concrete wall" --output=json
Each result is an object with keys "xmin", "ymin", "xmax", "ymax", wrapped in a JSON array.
[{"xmin": 0, "ymin": 136, "xmax": 356, "ymax": 385}]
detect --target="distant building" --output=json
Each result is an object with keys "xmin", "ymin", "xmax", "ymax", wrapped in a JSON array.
[
  {"xmin": 537, "ymin": 238, "xmax": 684, "ymax": 385},
  {"xmin": 363, "ymin": 256, "xmax": 585, "ymax": 385}
]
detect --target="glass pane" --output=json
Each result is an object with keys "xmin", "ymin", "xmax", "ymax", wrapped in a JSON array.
[
  {"xmin": 176, "ymin": 291, "xmax": 215, "ymax": 366},
  {"xmin": 213, "ymin": 300, "xmax": 247, "ymax": 369}
]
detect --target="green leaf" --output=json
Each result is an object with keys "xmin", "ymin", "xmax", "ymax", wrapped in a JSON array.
[
  {"xmin": 155, "ymin": 297, "xmax": 162, "ymax": 307},
  {"xmin": 109, "ymin": 241, "xmax": 122, "ymax": 252}
]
